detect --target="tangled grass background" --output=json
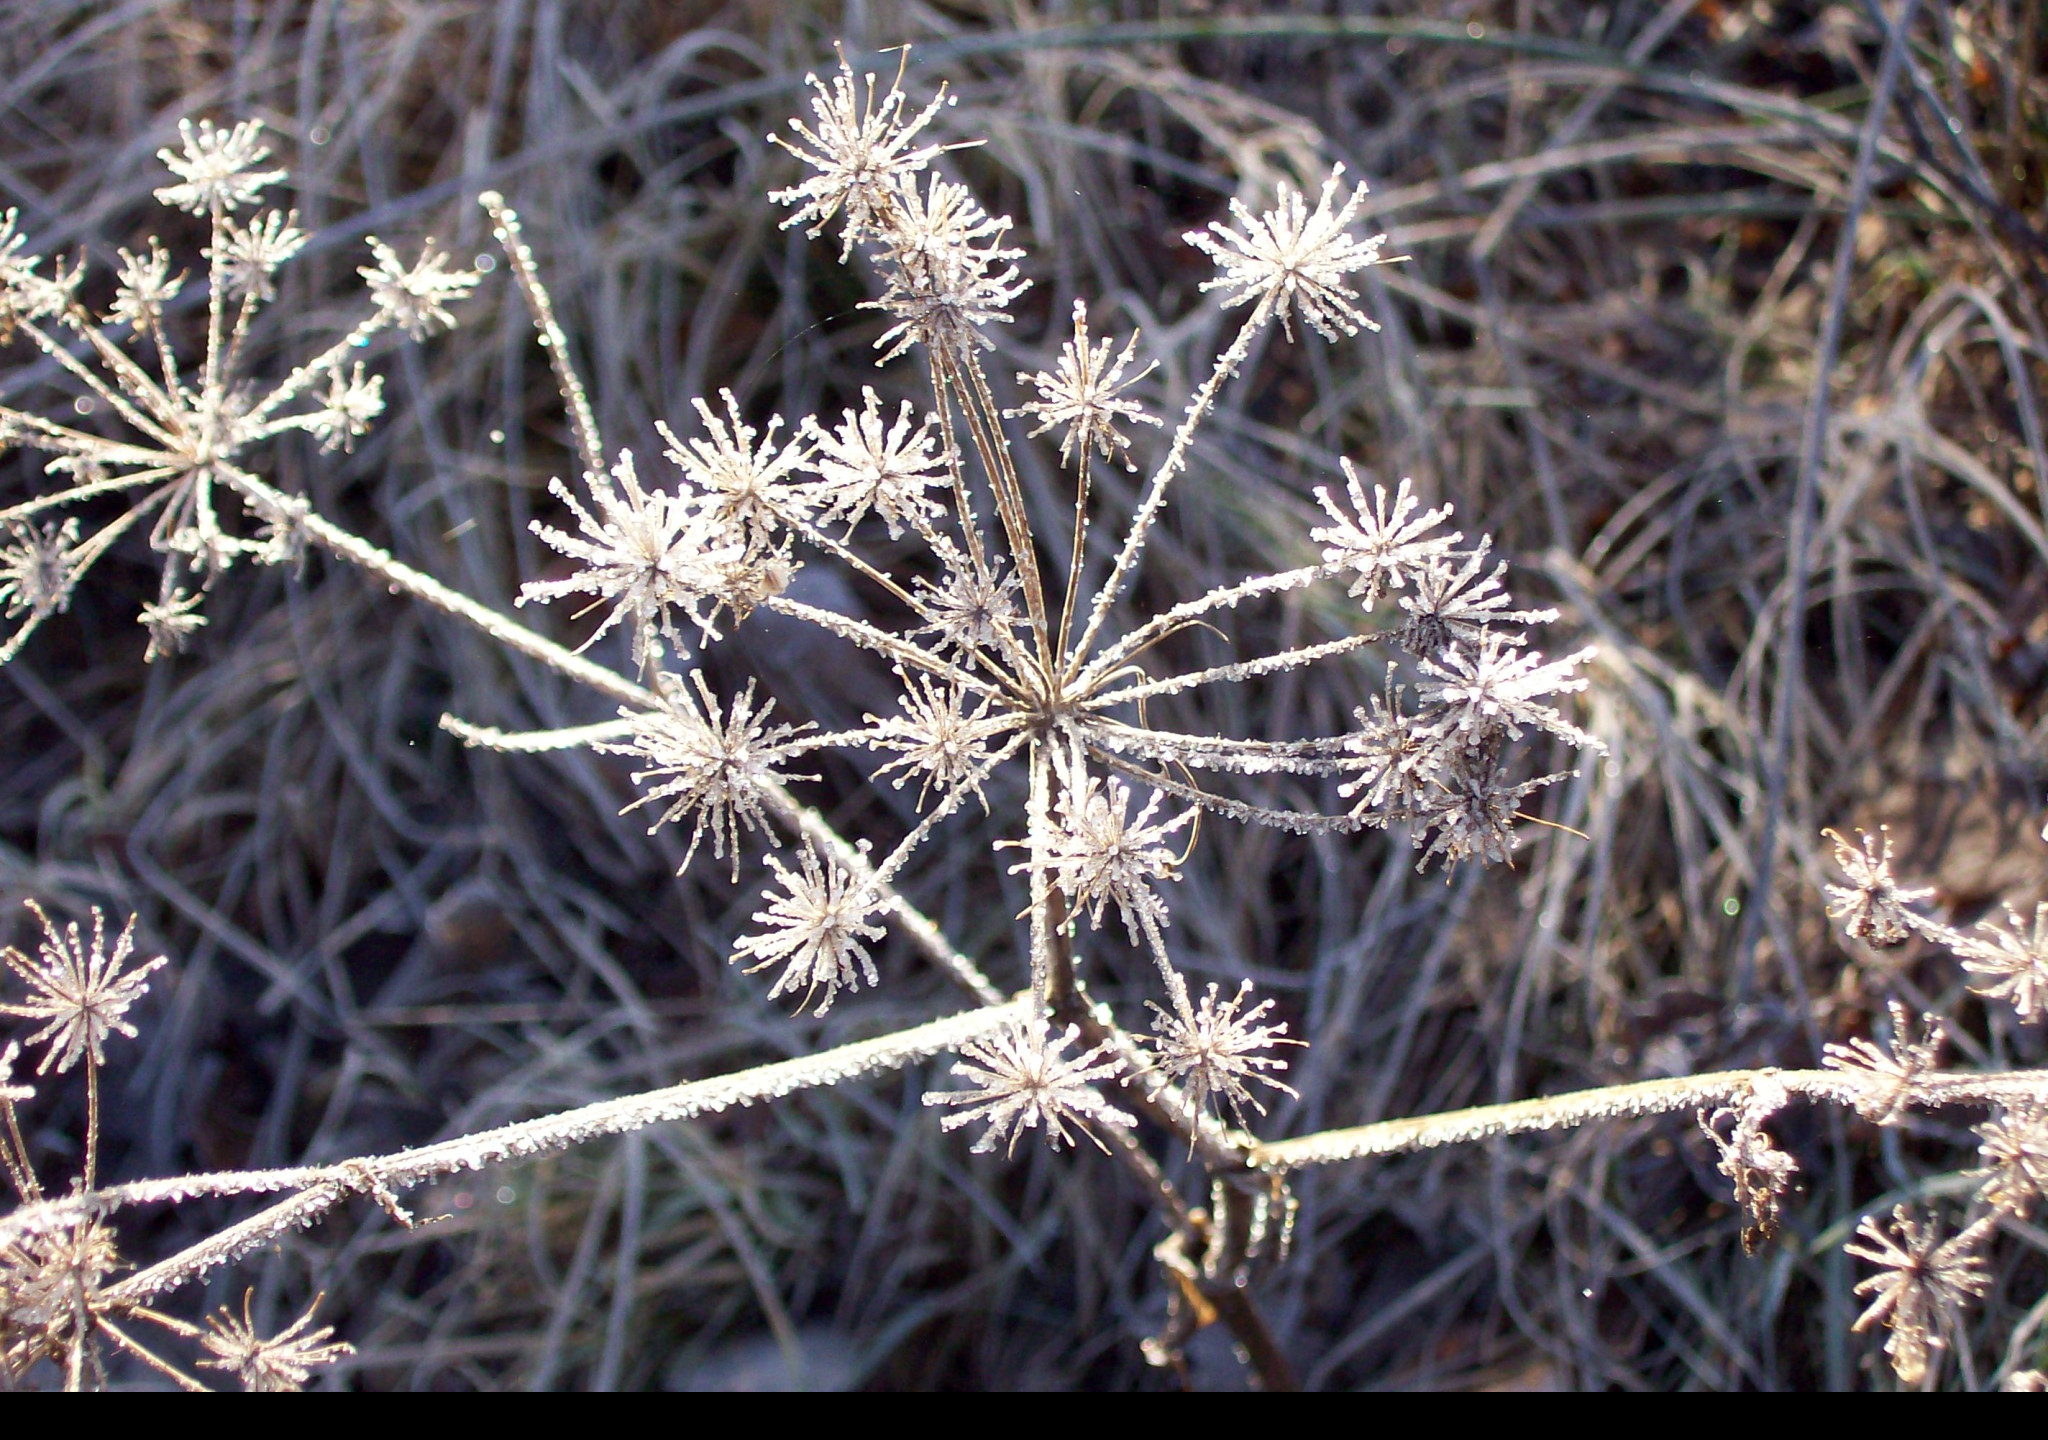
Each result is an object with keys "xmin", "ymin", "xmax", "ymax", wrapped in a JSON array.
[{"xmin": 0, "ymin": 0, "xmax": 2044, "ymax": 1389}]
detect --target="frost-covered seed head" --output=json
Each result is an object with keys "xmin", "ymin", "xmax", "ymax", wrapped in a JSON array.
[
  {"xmin": 800, "ymin": 387, "xmax": 947, "ymax": 538},
  {"xmin": 600, "ymin": 674, "xmax": 814, "ymax": 881},
  {"xmin": 733, "ymin": 843, "xmax": 888, "ymax": 1015},
  {"xmin": 200, "ymin": 1292, "xmax": 355, "ymax": 1392},
  {"xmin": 1846, "ymin": 1206, "xmax": 1993, "ymax": 1385},
  {"xmin": 213, "ymin": 209, "xmax": 306, "ymax": 302},
  {"xmin": 769, "ymin": 51, "xmax": 958, "ymax": 259},
  {"xmin": 0, "ymin": 901, "xmax": 167, "ymax": 1075},
  {"xmin": 923, "ymin": 1019, "xmax": 1134, "ymax": 1157},
  {"xmin": 358, "ymin": 237, "xmax": 479, "ymax": 339},
  {"xmin": 1009, "ymin": 299, "xmax": 1159, "ymax": 470},
  {"xmin": 1310, "ymin": 468, "xmax": 1459, "ymax": 609},
  {"xmin": 1822, "ymin": 827, "xmax": 1932, "ymax": 949},
  {"xmin": 154, "ymin": 118, "xmax": 284, "ymax": 214},
  {"xmin": 1185, "ymin": 167, "xmax": 1393, "ymax": 342},
  {"xmin": 1145, "ymin": 980, "xmax": 1300, "ymax": 1129}
]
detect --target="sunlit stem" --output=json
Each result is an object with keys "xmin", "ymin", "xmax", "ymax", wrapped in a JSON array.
[
  {"xmin": 201, "ymin": 199, "xmax": 229, "ymax": 403},
  {"xmin": 953, "ymin": 346, "xmax": 1053, "ymax": 670},
  {"xmin": 481, "ymin": 191, "xmax": 604, "ymax": 484},
  {"xmin": 1066, "ymin": 294, "xmax": 1275, "ymax": 678},
  {"xmin": 1027, "ymin": 740, "xmax": 1055, "ymax": 1005},
  {"xmin": 244, "ymin": 314, "xmax": 387, "ymax": 427},
  {"xmin": 0, "ymin": 1095, "xmax": 39, "ymax": 1203},
  {"xmin": 15, "ymin": 317, "xmax": 178, "ymax": 449},
  {"xmin": 1135, "ymin": 905, "xmax": 1193, "ymax": 1021},
  {"xmin": 0, "ymin": 466, "xmax": 179, "ymax": 527},
  {"xmin": 865, "ymin": 730, "xmax": 1029, "ymax": 892},
  {"xmin": 1056, "ymin": 449, "xmax": 1092, "ymax": 664},
  {"xmin": 82, "ymin": 1063, "xmax": 99, "ymax": 1193}
]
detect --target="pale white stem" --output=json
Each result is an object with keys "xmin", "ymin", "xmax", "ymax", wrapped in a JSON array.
[
  {"xmin": 100, "ymin": 997, "xmax": 1031, "ymax": 1306},
  {"xmin": 481, "ymin": 191, "xmax": 604, "ymax": 482},
  {"xmin": 1066, "ymin": 295, "xmax": 1275, "ymax": 674},
  {"xmin": 1027, "ymin": 741, "xmax": 1054, "ymax": 1004},
  {"xmin": 0, "ymin": 466, "xmax": 180, "ymax": 524},
  {"xmin": 1085, "ymin": 631, "xmax": 1382, "ymax": 710},
  {"xmin": 1077, "ymin": 563, "xmax": 1334, "ymax": 689},
  {"xmin": 15, "ymin": 318, "xmax": 180, "ymax": 449},
  {"xmin": 1254, "ymin": 1065, "xmax": 2048, "ymax": 1170},
  {"xmin": 245, "ymin": 314, "xmax": 388, "ymax": 427},
  {"xmin": 866, "ymin": 730, "xmax": 1029, "ymax": 891},
  {"xmin": 440, "ymin": 715, "xmax": 638, "ymax": 752},
  {"xmin": 762, "ymin": 594, "xmax": 1008, "ymax": 699},
  {"xmin": 1091, "ymin": 750, "xmax": 1362, "ymax": 835}
]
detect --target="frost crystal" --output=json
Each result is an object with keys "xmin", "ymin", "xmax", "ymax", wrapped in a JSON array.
[
  {"xmin": 662, "ymin": 390, "xmax": 811, "ymax": 552},
  {"xmin": 213, "ymin": 209, "xmax": 306, "ymax": 302},
  {"xmin": 200, "ymin": 1292, "xmax": 354, "ymax": 1392},
  {"xmin": 358, "ymin": 238, "xmax": 480, "ymax": 339},
  {"xmin": 1025, "ymin": 749, "xmax": 1195, "ymax": 944},
  {"xmin": 1823, "ymin": 1000, "xmax": 1944, "ymax": 1126}
]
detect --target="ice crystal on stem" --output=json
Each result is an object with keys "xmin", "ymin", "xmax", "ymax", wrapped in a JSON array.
[{"xmin": 923, "ymin": 1019, "xmax": 1134, "ymax": 1156}]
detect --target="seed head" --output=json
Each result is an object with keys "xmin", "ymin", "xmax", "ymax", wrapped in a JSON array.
[
  {"xmin": 0, "ymin": 901, "xmax": 166, "ymax": 1075},
  {"xmin": 154, "ymin": 118, "xmax": 283, "ymax": 215},
  {"xmin": 1822, "ymin": 827, "xmax": 1932, "ymax": 949},
  {"xmin": 1008, "ymin": 299, "xmax": 1159, "ymax": 470},
  {"xmin": 923, "ymin": 1019, "xmax": 1134, "ymax": 1157},
  {"xmin": 199, "ymin": 1291, "xmax": 354, "ymax": 1392},
  {"xmin": 1846, "ymin": 1206, "xmax": 1993, "ymax": 1385},
  {"xmin": 732, "ymin": 842, "xmax": 888, "ymax": 1016},
  {"xmin": 1185, "ymin": 166, "xmax": 1393, "ymax": 342}
]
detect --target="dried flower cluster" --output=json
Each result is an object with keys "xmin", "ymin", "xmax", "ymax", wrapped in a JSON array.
[{"xmin": 0, "ymin": 52, "xmax": 2040, "ymax": 1390}]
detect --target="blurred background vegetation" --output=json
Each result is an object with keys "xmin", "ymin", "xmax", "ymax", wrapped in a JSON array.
[{"xmin": 0, "ymin": 0, "xmax": 2044, "ymax": 1389}]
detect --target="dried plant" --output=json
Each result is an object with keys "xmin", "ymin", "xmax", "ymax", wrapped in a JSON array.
[{"xmin": 0, "ymin": 29, "xmax": 2043, "ymax": 1393}]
